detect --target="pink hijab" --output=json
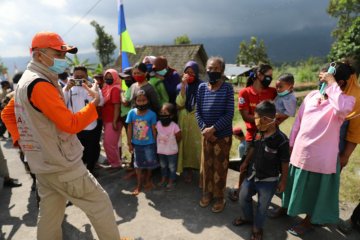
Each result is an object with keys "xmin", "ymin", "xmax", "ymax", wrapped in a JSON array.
[{"xmin": 102, "ymin": 69, "xmax": 121, "ymax": 103}]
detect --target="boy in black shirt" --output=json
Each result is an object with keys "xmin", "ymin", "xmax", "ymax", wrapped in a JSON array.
[{"xmin": 232, "ymin": 100, "xmax": 289, "ymax": 240}]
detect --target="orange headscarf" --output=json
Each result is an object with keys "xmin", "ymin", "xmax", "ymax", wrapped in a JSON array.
[{"xmin": 102, "ymin": 69, "xmax": 121, "ymax": 103}]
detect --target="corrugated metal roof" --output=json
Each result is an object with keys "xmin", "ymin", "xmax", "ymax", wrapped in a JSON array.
[{"xmin": 225, "ymin": 64, "xmax": 252, "ymax": 77}]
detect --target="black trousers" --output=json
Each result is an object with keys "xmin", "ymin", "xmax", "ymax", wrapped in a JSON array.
[
  {"xmin": 77, "ymin": 120, "xmax": 103, "ymax": 173},
  {"xmin": 351, "ymin": 203, "xmax": 360, "ymax": 228}
]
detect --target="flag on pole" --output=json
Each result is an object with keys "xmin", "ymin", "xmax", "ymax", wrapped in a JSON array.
[{"xmin": 117, "ymin": 0, "xmax": 135, "ymax": 70}]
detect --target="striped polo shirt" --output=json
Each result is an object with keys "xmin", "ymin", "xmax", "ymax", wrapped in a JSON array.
[{"xmin": 195, "ymin": 81, "xmax": 234, "ymax": 138}]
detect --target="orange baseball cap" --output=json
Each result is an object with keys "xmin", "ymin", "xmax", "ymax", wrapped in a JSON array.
[{"xmin": 31, "ymin": 31, "xmax": 78, "ymax": 54}]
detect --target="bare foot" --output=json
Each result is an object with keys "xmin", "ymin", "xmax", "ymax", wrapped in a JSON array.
[
  {"xmin": 123, "ymin": 170, "xmax": 136, "ymax": 180},
  {"xmin": 144, "ymin": 182, "xmax": 155, "ymax": 191},
  {"xmin": 184, "ymin": 171, "xmax": 193, "ymax": 183},
  {"xmin": 131, "ymin": 187, "xmax": 141, "ymax": 196}
]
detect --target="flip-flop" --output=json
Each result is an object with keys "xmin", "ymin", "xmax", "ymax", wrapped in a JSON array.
[
  {"xmin": 228, "ymin": 188, "xmax": 239, "ymax": 201},
  {"xmin": 288, "ymin": 223, "xmax": 314, "ymax": 236},
  {"xmin": 267, "ymin": 207, "xmax": 287, "ymax": 219},
  {"xmin": 232, "ymin": 217, "xmax": 252, "ymax": 226},
  {"xmin": 157, "ymin": 181, "xmax": 167, "ymax": 187}
]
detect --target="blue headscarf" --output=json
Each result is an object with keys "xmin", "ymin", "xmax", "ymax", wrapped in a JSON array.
[{"xmin": 184, "ymin": 61, "xmax": 202, "ymax": 112}]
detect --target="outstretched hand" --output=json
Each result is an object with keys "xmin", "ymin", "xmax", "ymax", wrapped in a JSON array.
[{"xmin": 82, "ymin": 83, "xmax": 100, "ymax": 106}]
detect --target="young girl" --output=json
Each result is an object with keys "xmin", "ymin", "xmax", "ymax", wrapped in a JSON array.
[
  {"xmin": 156, "ymin": 103, "xmax": 181, "ymax": 190},
  {"xmin": 126, "ymin": 90, "xmax": 158, "ymax": 195}
]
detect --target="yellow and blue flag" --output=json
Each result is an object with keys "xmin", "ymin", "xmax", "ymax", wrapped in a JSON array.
[{"xmin": 117, "ymin": 0, "xmax": 136, "ymax": 70}]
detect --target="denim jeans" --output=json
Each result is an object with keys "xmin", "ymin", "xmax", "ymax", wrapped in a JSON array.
[
  {"xmin": 239, "ymin": 178, "xmax": 278, "ymax": 229},
  {"xmin": 158, "ymin": 154, "xmax": 178, "ymax": 180},
  {"xmin": 238, "ymin": 140, "xmax": 246, "ymax": 160}
]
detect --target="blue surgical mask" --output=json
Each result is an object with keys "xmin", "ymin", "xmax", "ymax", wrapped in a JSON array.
[
  {"xmin": 42, "ymin": 52, "xmax": 69, "ymax": 74},
  {"xmin": 156, "ymin": 69, "xmax": 167, "ymax": 76},
  {"xmin": 277, "ymin": 89, "xmax": 290, "ymax": 97}
]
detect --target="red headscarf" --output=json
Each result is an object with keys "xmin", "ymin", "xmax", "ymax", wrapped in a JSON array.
[{"xmin": 102, "ymin": 69, "xmax": 121, "ymax": 103}]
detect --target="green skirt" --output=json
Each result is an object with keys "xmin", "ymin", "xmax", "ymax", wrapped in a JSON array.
[{"xmin": 282, "ymin": 162, "xmax": 340, "ymax": 224}]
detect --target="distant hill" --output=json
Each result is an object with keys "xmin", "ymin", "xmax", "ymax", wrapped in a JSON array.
[
  {"xmin": 2, "ymin": 26, "xmax": 334, "ymax": 75},
  {"xmin": 194, "ymin": 26, "xmax": 334, "ymax": 64}
]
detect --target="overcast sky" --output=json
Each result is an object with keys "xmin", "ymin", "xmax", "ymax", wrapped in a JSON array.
[{"xmin": 0, "ymin": 0, "xmax": 336, "ymax": 58}]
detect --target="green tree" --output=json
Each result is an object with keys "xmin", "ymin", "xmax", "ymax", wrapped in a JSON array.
[
  {"xmin": 329, "ymin": 16, "xmax": 360, "ymax": 72},
  {"xmin": 174, "ymin": 34, "xmax": 191, "ymax": 45},
  {"xmin": 66, "ymin": 54, "xmax": 96, "ymax": 70},
  {"xmin": 327, "ymin": 0, "xmax": 360, "ymax": 38},
  {"xmin": 90, "ymin": 20, "xmax": 117, "ymax": 67},
  {"xmin": 236, "ymin": 36, "xmax": 270, "ymax": 66},
  {"xmin": 93, "ymin": 63, "xmax": 104, "ymax": 75}
]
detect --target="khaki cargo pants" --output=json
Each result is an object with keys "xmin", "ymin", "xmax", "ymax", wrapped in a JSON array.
[{"xmin": 36, "ymin": 166, "xmax": 120, "ymax": 240}]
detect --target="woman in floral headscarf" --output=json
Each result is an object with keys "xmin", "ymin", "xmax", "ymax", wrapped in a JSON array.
[
  {"xmin": 176, "ymin": 61, "xmax": 203, "ymax": 183},
  {"xmin": 101, "ymin": 69, "xmax": 122, "ymax": 168}
]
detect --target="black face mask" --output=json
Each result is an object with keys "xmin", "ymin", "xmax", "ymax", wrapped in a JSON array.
[
  {"xmin": 159, "ymin": 115, "xmax": 172, "ymax": 126},
  {"xmin": 207, "ymin": 71, "xmax": 222, "ymax": 85},
  {"xmin": 260, "ymin": 75, "xmax": 272, "ymax": 88},
  {"xmin": 105, "ymin": 79, "xmax": 113, "ymax": 85},
  {"xmin": 136, "ymin": 104, "xmax": 149, "ymax": 111}
]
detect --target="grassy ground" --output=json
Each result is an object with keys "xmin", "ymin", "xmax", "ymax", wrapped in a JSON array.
[{"xmin": 231, "ymin": 104, "xmax": 360, "ymax": 203}]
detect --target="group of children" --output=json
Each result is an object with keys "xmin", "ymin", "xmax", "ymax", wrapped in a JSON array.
[{"xmin": 125, "ymin": 90, "xmax": 181, "ymax": 194}]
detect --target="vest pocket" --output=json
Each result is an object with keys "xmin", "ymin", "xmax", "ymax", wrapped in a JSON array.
[{"xmin": 57, "ymin": 136, "xmax": 83, "ymax": 162}]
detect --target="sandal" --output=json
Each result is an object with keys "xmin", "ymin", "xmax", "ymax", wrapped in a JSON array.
[
  {"xmin": 228, "ymin": 188, "xmax": 239, "ymax": 202},
  {"xmin": 267, "ymin": 207, "xmax": 287, "ymax": 219},
  {"xmin": 199, "ymin": 195, "xmax": 212, "ymax": 208},
  {"xmin": 165, "ymin": 183, "xmax": 175, "ymax": 192},
  {"xmin": 288, "ymin": 223, "xmax": 314, "ymax": 236},
  {"xmin": 157, "ymin": 181, "xmax": 167, "ymax": 187},
  {"xmin": 337, "ymin": 219, "xmax": 353, "ymax": 234},
  {"xmin": 251, "ymin": 229, "xmax": 263, "ymax": 240},
  {"xmin": 211, "ymin": 199, "xmax": 226, "ymax": 213},
  {"xmin": 232, "ymin": 217, "xmax": 252, "ymax": 226}
]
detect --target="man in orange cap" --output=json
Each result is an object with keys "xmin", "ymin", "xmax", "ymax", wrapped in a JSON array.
[{"xmin": 1, "ymin": 32, "xmax": 120, "ymax": 240}]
